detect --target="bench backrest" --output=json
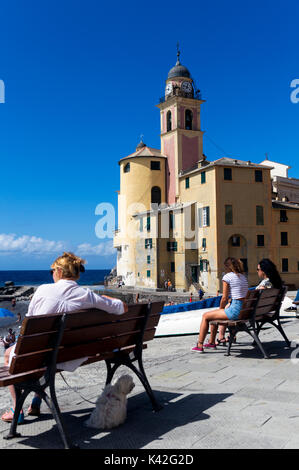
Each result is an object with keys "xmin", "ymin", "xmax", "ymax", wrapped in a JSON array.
[
  {"xmin": 238, "ymin": 289, "xmax": 260, "ymax": 320},
  {"xmin": 254, "ymin": 286, "xmax": 287, "ymax": 321},
  {"xmin": 9, "ymin": 301, "xmax": 164, "ymax": 375},
  {"xmin": 238, "ymin": 286, "xmax": 286, "ymax": 321}
]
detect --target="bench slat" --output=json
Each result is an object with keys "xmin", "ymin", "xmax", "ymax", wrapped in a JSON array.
[
  {"xmin": 19, "ymin": 302, "xmax": 164, "ymax": 336},
  {"xmin": 15, "ymin": 313, "xmax": 160, "ymax": 355},
  {"xmin": 10, "ymin": 327, "xmax": 156, "ymax": 374}
]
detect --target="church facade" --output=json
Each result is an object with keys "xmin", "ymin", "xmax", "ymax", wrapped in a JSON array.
[{"xmin": 113, "ymin": 53, "xmax": 299, "ymax": 293}]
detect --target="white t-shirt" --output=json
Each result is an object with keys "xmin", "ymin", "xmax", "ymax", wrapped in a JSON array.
[
  {"xmin": 222, "ymin": 272, "xmax": 248, "ymax": 299},
  {"xmin": 27, "ymin": 279, "xmax": 125, "ymax": 317},
  {"xmin": 9, "ymin": 280, "xmax": 125, "ymax": 371}
]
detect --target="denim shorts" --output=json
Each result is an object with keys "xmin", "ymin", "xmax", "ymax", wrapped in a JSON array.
[{"xmin": 224, "ymin": 299, "xmax": 243, "ymax": 321}]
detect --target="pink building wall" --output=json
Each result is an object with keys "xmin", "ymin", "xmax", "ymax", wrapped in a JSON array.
[
  {"xmin": 163, "ymin": 136, "xmax": 176, "ymax": 204},
  {"xmin": 181, "ymin": 135, "xmax": 199, "ymax": 171},
  {"xmin": 179, "ymin": 106, "xmax": 198, "ymax": 130},
  {"xmin": 162, "ymin": 106, "xmax": 175, "ymax": 134}
]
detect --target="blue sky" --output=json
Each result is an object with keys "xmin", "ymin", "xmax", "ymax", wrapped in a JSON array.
[{"xmin": 0, "ymin": 0, "xmax": 298, "ymax": 270}]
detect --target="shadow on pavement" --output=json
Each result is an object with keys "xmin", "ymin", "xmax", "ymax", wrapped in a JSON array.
[{"xmin": 11, "ymin": 390, "xmax": 232, "ymax": 449}]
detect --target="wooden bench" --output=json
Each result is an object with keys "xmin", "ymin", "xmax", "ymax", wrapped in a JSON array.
[
  {"xmin": 210, "ymin": 287, "xmax": 290, "ymax": 358},
  {"xmin": 0, "ymin": 301, "xmax": 164, "ymax": 449}
]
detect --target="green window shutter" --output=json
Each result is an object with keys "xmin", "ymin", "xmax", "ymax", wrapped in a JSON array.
[
  {"xmin": 206, "ymin": 207, "xmax": 210, "ymax": 226},
  {"xmin": 198, "ymin": 208, "xmax": 202, "ymax": 228}
]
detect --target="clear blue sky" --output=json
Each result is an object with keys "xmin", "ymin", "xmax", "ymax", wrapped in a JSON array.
[{"xmin": 0, "ymin": 0, "xmax": 298, "ymax": 270}]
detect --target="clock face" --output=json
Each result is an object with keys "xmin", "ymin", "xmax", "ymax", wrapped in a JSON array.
[
  {"xmin": 181, "ymin": 81, "xmax": 193, "ymax": 93},
  {"xmin": 165, "ymin": 82, "xmax": 173, "ymax": 95}
]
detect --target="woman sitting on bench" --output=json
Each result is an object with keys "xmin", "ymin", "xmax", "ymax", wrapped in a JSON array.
[
  {"xmin": 256, "ymin": 258, "xmax": 283, "ymax": 290},
  {"xmin": 1, "ymin": 252, "xmax": 128, "ymax": 424},
  {"xmin": 191, "ymin": 257, "xmax": 248, "ymax": 353}
]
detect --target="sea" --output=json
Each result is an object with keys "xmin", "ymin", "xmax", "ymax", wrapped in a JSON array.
[{"xmin": 0, "ymin": 269, "xmax": 111, "ymax": 287}]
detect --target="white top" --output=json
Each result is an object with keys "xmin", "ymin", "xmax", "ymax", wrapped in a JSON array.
[
  {"xmin": 256, "ymin": 278, "xmax": 273, "ymax": 289},
  {"xmin": 9, "ymin": 280, "xmax": 125, "ymax": 371},
  {"xmin": 27, "ymin": 279, "xmax": 125, "ymax": 317},
  {"xmin": 222, "ymin": 272, "xmax": 248, "ymax": 299}
]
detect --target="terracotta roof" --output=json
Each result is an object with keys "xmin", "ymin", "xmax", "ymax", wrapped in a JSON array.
[{"xmin": 119, "ymin": 146, "xmax": 166, "ymax": 164}]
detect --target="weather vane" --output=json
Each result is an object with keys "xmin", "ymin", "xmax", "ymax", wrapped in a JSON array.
[{"xmin": 176, "ymin": 42, "xmax": 181, "ymax": 64}]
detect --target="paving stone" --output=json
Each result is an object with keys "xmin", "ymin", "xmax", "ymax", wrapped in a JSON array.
[{"xmin": 1, "ymin": 317, "xmax": 299, "ymax": 449}]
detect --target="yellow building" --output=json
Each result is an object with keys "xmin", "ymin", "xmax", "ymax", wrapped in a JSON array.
[{"xmin": 114, "ymin": 52, "xmax": 299, "ymax": 293}]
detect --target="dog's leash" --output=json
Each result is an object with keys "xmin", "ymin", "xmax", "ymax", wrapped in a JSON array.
[{"xmin": 59, "ymin": 372, "xmax": 97, "ymax": 405}]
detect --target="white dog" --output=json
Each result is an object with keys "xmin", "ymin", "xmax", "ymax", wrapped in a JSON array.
[{"xmin": 85, "ymin": 375, "xmax": 135, "ymax": 429}]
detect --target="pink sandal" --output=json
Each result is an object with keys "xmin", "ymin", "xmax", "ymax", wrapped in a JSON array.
[{"xmin": 203, "ymin": 342, "xmax": 216, "ymax": 349}]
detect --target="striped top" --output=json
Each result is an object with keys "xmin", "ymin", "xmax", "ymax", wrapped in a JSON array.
[{"xmin": 222, "ymin": 272, "xmax": 248, "ymax": 299}]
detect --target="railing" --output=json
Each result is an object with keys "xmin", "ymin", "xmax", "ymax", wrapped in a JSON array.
[{"xmin": 159, "ymin": 90, "xmax": 202, "ymax": 103}]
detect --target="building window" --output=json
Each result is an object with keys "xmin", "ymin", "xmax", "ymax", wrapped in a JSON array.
[
  {"xmin": 145, "ymin": 238, "xmax": 152, "ymax": 249},
  {"xmin": 240, "ymin": 258, "xmax": 248, "ymax": 273},
  {"xmin": 225, "ymin": 205, "xmax": 233, "ymax": 225},
  {"xmin": 199, "ymin": 259, "xmax": 209, "ymax": 272},
  {"xmin": 170, "ymin": 262, "xmax": 175, "ymax": 273},
  {"xmin": 139, "ymin": 218, "xmax": 143, "ymax": 232},
  {"xmin": 224, "ymin": 168, "xmax": 232, "ymax": 180},
  {"xmin": 146, "ymin": 216, "xmax": 151, "ymax": 232},
  {"xmin": 147, "ymin": 270, "xmax": 151, "ymax": 278},
  {"xmin": 202, "ymin": 207, "xmax": 210, "ymax": 227},
  {"xmin": 201, "ymin": 171, "xmax": 206, "ymax": 184},
  {"xmin": 198, "ymin": 206, "xmax": 210, "ymax": 227},
  {"xmin": 231, "ymin": 236, "xmax": 240, "ymax": 246},
  {"xmin": 202, "ymin": 238, "xmax": 206, "ymax": 249},
  {"xmin": 281, "ymin": 232, "xmax": 288, "ymax": 246},
  {"xmin": 151, "ymin": 186, "xmax": 161, "ymax": 205},
  {"xmin": 147, "ymin": 255, "xmax": 151, "ymax": 264},
  {"xmin": 256, "ymin": 206, "xmax": 264, "ymax": 225},
  {"xmin": 280, "ymin": 210, "xmax": 288, "ymax": 222},
  {"xmin": 282, "ymin": 258, "xmax": 288, "ymax": 272},
  {"xmin": 167, "ymin": 111, "xmax": 172, "ymax": 132},
  {"xmin": 169, "ymin": 212, "xmax": 174, "ymax": 229},
  {"xmin": 257, "ymin": 235, "xmax": 264, "ymax": 246},
  {"xmin": 255, "ymin": 170, "xmax": 263, "ymax": 182},
  {"xmin": 151, "ymin": 161, "xmax": 160, "ymax": 170},
  {"xmin": 185, "ymin": 177, "xmax": 190, "ymax": 189},
  {"xmin": 185, "ymin": 109, "xmax": 193, "ymax": 130},
  {"xmin": 167, "ymin": 241, "xmax": 178, "ymax": 251},
  {"xmin": 124, "ymin": 162, "xmax": 130, "ymax": 173}
]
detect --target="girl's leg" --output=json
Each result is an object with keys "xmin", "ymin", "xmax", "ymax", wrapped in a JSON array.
[
  {"xmin": 197, "ymin": 309, "xmax": 229, "ymax": 346},
  {"xmin": 4, "ymin": 347, "xmax": 17, "ymax": 407},
  {"xmin": 217, "ymin": 325, "xmax": 227, "ymax": 342}
]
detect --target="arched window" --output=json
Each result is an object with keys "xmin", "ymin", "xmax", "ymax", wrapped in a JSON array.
[
  {"xmin": 124, "ymin": 162, "xmax": 130, "ymax": 173},
  {"xmin": 185, "ymin": 109, "xmax": 193, "ymax": 130},
  {"xmin": 151, "ymin": 186, "xmax": 161, "ymax": 205},
  {"xmin": 167, "ymin": 111, "xmax": 172, "ymax": 132}
]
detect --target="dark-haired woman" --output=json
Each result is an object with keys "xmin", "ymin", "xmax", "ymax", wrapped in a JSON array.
[
  {"xmin": 256, "ymin": 258, "xmax": 283, "ymax": 290},
  {"xmin": 191, "ymin": 257, "xmax": 248, "ymax": 353}
]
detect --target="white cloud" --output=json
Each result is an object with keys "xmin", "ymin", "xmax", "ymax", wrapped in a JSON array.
[
  {"xmin": 76, "ymin": 240, "xmax": 115, "ymax": 256},
  {"xmin": 0, "ymin": 233, "xmax": 66, "ymax": 255},
  {"xmin": 0, "ymin": 233, "xmax": 116, "ymax": 259}
]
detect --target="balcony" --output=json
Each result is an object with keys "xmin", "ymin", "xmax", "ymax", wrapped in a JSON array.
[{"xmin": 159, "ymin": 90, "xmax": 202, "ymax": 104}]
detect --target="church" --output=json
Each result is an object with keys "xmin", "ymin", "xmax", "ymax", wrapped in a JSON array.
[{"xmin": 113, "ymin": 51, "xmax": 299, "ymax": 293}]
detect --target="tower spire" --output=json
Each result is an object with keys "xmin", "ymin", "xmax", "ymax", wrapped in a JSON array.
[{"xmin": 176, "ymin": 42, "xmax": 181, "ymax": 65}]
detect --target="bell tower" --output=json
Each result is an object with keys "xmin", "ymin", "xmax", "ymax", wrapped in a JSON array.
[{"xmin": 157, "ymin": 48, "xmax": 205, "ymax": 204}]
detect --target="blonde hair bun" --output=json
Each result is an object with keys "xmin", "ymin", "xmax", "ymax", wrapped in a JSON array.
[{"xmin": 51, "ymin": 252, "xmax": 86, "ymax": 280}]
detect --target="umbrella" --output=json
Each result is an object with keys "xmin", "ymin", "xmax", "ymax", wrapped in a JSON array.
[{"xmin": 0, "ymin": 308, "xmax": 16, "ymax": 328}]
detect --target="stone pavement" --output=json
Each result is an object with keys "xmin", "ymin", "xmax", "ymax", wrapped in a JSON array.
[{"xmin": 1, "ymin": 312, "xmax": 299, "ymax": 450}]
